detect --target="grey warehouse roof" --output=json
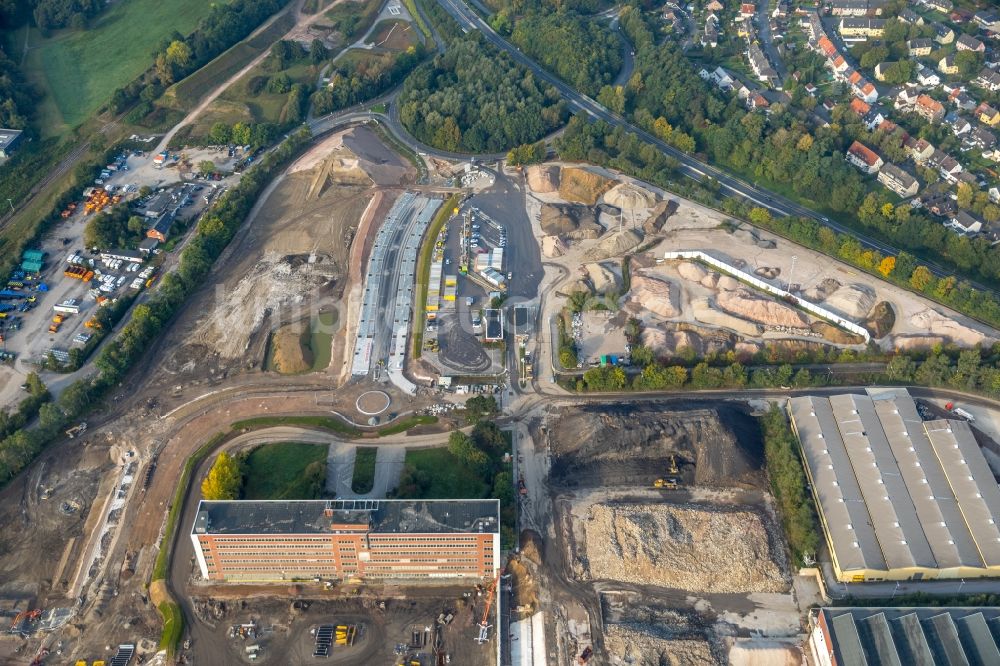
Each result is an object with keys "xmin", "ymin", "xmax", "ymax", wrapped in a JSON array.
[
  {"xmin": 789, "ymin": 390, "xmax": 1000, "ymax": 575},
  {"xmin": 818, "ymin": 607, "xmax": 1000, "ymax": 666},
  {"xmin": 193, "ymin": 499, "xmax": 500, "ymax": 536}
]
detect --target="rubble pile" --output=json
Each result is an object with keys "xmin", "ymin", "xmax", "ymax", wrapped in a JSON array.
[
  {"xmin": 580, "ymin": 503, "xmax": 787, "ymax": 593},
  {"xmin": 604, "ymin": 625, "xmax": 719, "ymax": 666}
]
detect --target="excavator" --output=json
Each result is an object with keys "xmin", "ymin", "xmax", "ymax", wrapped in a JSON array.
[{"xmin": 653, "ymin": 455, "xmax": 682, "ymax": 490}]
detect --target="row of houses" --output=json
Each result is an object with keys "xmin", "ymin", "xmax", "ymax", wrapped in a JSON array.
[
  {"xmin": 812, "ymin": 30, "xmax": 879, "ymax": 103},
  {"xmin": 699, "ymin": 65, "xmax": 773, "ymax": 111}
]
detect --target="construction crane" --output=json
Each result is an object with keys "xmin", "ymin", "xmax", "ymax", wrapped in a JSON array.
[{"xmin": 474, "ymin": 568, "xmax": 503, "ymax": 644}]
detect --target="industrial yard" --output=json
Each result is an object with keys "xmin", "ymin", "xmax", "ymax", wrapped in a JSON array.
[
  {"xmin": 532, "ymin": 401, "xmax": 802, "ymax": 664},
  {"xmin": 524, "ymin": 163, "xmax": 999, "ymax": 370},
  {"xmin": 183, "ymin": 592, "xmax": 497, "ymax": 666},
  {"xmin": 0, "ymin": 144, "xmax": 246, "ymax": 412}
]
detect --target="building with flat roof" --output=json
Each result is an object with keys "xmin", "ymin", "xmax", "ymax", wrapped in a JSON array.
[
  {"xmin": 0, "ymin": 129, "xmax": 23, "ymax": 159},
  {"xmin": 788, "ymin": 390, "xmax": 1000, "ymax": 582},
  {"xmin": 809, "ymin": 607, "xmax": 1000, "ymax": 666},
  {"xmin": 191, "ymin": 499, "xmax": 500, "ymax": 582}
]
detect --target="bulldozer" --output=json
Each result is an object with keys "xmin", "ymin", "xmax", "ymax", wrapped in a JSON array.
[{"xmin": 653, "ymin": 455, "xmax": 682, "ymax": 490}]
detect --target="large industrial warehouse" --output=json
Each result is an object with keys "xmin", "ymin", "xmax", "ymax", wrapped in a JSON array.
[
  {"xmin": 191, "ymin": 499, "xmax": 500, "ymax": 582},
  {"xmin": 810, "ymin": 607, "xmax": 1000, "ymax": 666},
  {"xmin": 788, "ymin": 390, "xmax": 1000, "ymax": 582}
]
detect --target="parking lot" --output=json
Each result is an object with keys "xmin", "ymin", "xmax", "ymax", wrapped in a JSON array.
[{"xmin": 421, "ymin": 171, "xmax": 542, "ymax": 378}]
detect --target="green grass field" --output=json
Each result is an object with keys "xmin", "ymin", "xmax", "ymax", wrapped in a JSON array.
[
  {"xmin": 21, "ymin": 0, "xmax": 224, "ymax": 134},
  {"xmin": 401, "ymin": 448, "xmax": 488, "ymax": 498},
  {"xmin": 219, "ymin": 60, "xmax": 317, "ymax": 125},
  {"xmin": 242, "ymin": 442, "xmax": 328, "ymax": 499},
  {"xmin": 351, "ymin": 447, "xmax": 377, "ymax": 493}
]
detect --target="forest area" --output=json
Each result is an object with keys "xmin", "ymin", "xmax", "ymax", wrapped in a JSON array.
[{"xmin": 397, "ymin": 36, "xmax": 568, "ymax": 153}]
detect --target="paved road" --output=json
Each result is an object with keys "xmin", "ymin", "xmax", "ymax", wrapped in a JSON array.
[
  {"xmin": 755, "ymin": 1, "xmax": 787, "ymax": 83},
  {"xmin": 433, "ymin": 0, "xmax": 1000, "ymax": 297}
]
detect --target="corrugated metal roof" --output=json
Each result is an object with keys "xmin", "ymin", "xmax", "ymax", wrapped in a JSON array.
[
  {"xmin": 830, "ymin": 394, "xmax": 934, "ymax": 569},
  {"xmin": 893, "ymin": 612, "xmax": 934, "ymax": 666},
  {"xmin": 871, "ymin": 397, "xmax": 981, "ymax": 569},
  {"xmin": 925, "ymin": 612, "xmax": 969, "ymax": 666},
  {"xmin": 822, "ymin": 609, "xmax": 1000, "ymax": 666},
  {"xmin": 790, "ymin": 391, "xmax": 1000, "ymax": 576},
  {"xmin": 861, "ymin": 612, "xmax": 903, "ymax": 666},
  {"xmin": 956, "ymin": 613, "xmax": 999, "ymax": 666},
  {"xmin": 923, "ymin": 420, "xmax": 1000, "ymax": 567},
  {"xmin": 790, "ymin": 396, "xmax": 884, "ymax": 572},
  {"xmin": 832, "ymin": 611, "xmax": 869, "ymax": 666}
]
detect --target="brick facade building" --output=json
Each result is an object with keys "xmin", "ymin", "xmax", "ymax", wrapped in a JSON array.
[{"xmin": 191, "ymin": 499, "xmax": 500, "ymax": 582}]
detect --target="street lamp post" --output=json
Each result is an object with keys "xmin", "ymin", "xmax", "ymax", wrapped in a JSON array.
[
  {"xmin": 5, "ymin": 198, "xmax": 13, "ymax": 214},
  {"xmin": 891, "ymin": 581, "xmax": 900, "ymax": 600},
  {"xmin": 958, "ymin": 579, "xmax": 965, "ymax": 595}
]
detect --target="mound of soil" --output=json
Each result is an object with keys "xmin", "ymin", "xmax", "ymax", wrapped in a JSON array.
[
  {"xmin": 559, "ymin": 167, "xmax": 614, "ymax": 205},
  {"xmin": 548, "ymin": 404, "xmax": 765, "ymax": 489},
  {"xmin": 716, "ymin": 289, "xmax": 809, "ymax": 328},
  {"xmin": 643, "ymin": 200, "xmax": 677, "ymax": 234},
  {"xmin": 525, "ymin": 164, "xmax": 560, "ymax": 192},
  {"xmin": 604, "ymin": 182, "xmax": 657, "ymax": 209},
  {"xmin": 865, "ymin": 300, "xmax": 896, "ymax": 339},
  {"xmin": 627, "ymin": 274, "xmax": 678, "ymax": 318},
  {"xmin": 271, "ymin": 320, "xmax": 312, "ymax": 373},
  {"xmin": 539, "ymin": 203, "xmax": 602, "ymax": 239},
  {"xmin": 825, "ymin": 283, "xmax": 876, "ymax": 319},
  {"xmin": 584, "ymin": 229, "xmax": 643, "ymax": 261}
]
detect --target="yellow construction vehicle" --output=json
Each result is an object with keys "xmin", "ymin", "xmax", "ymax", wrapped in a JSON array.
[
  {"xmin": 668, "ymin": 455, "xmax": 679, "ymax": 475},
  {"xmin": 653, "ymin": 477, "xmax": 679, "ymax": 490}
]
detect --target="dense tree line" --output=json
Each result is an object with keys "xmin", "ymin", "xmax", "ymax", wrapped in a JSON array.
[
  {"xmin": 760, "ymin": 406, "xmax": 821, "ymax": 566},
  {"xmin": 0, "ymin": 129, "xmax": 312, "ymax": 485},
  {"xmin": 397, "ymin": 36, "xmax": 568, "ymax": 152},
  {"xmin": 109, "ymin": 0, "xmax": 289, "ymax": 114},
  {"xmin": 311, "ymin": 45, "xmax": 425, "ymax": 115},
  {"xmin": 0, "ymin": 45, "xmax": 32, "ymax": 129},
  {"xmin": 506, "ymin": 11, "xmax": 621, "ymax": 97},
  {"xmin": 31, "ymin": 0, "xmax": 100, "ymax": 29}
]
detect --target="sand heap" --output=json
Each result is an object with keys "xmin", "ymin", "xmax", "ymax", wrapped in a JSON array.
[
  {"xmin": 604, "ymin": 625, "xmax": 717, "ymax": 666},
  {"xmin": 585, "ymin": 262, "xmax": 620, "ymax": 293},
  {"xmin": 701, "ymin": 273, "xmax": 739, "ymax": 291},
  {"xmin": 584, "ymin": 229, "xmax": 643, "ymax": 261},
  {"xmin": 823, "ymin": 284, "xmax": 876, "ymax": 319},
  {"xmin": 540, "ymin": 203, "xmax": 603, "ymax": 240},
  {"xmin": 627, "ymin": 274, "xmax": 678, "ymax": 317},
  {"xmin": 604, "ymin": 182, "xmax": 657, "ymax": 209},
  {"xmin": 270, "ymin": 320, "xmax": 312, "ymax": 373},
  {"xmin": 580, "ymin": 502, "xmax": 787, "ymax": 593},
  {"xmin": 525, "ymin": 164, "xmax": 560, "ymax": 193},
  {"xmin": 716, "ymin": 289, "xmax": 809, "ymax": 328},
  {"xmin": 910, "ymin": 308, "xmax": 988, "ymax": 346},
  {"xmin": 541, "ymin": 235, "xmax": 566, "ymax": 258},
  {"xmin": 691, "ymin": 298, "xmax": 763, "ymax": 337},
  {"xmin": 559, "ymin": 167, "xmax": 614, "ymax": 205},
  {"xmin": 677, "ymin": 261, "xmax": 708, "ymax": 282},
  {"xmin": 642, "ymin": 328, "xmax": 704, "ymax": 356}
]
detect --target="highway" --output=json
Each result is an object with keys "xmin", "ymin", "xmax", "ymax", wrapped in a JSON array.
[{"xmin": 432, "ymin": 0, "xmax": 1000, "ymax": 297}]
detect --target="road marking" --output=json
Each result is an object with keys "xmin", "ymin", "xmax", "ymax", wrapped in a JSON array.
[{"xmin": 388, "ymin": 4, "xmax": 400, "ymax": 14}]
